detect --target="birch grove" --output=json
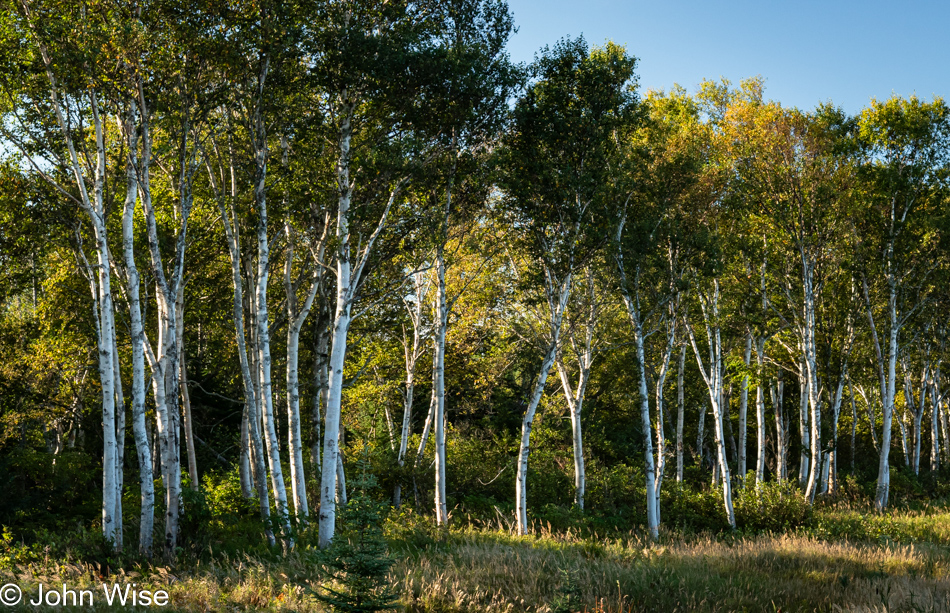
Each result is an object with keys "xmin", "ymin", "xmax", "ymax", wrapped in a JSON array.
[{"xmin": 5, "ymin": 0, "xmax": 950, "ymax": 561}]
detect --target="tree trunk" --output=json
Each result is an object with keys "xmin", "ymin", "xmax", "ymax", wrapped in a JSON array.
[
  {"xmin": 676, "ymin": 345, "xmax": 686, "ymax": 483},
  {"xmin": 754, "ymin": 337, "xmax": 767, "ymax": 484},
  {"xmin": 686, "ymin": 280, "xmax": 735, "ymax": 529},
  {"xmin": 284, "ymin": 221, "xmax": 322, "ymax": 522},
  {"xmin": 930, "ymin": 361, "xmax": 942, "ymax": 472},
  {"xmin": 312, "ymin": 308, "xmax": 330, "ymax": 475},
  {"xmin": 111, "ymin": 329, "xmax": 125, "ymax": 551},
  {"xmin": 798, "ymin": 362, "xmax": 810, "ymax": 486},
  {"xmin": 396, "ymin": 271, "xmax": 427, "ymax": 508},
  {"xmin": 697, "ymin": 401, "xmax": 706, "ymax": 468},
  {"xmin": 772, "ymin": 374, "xmax": 786, "ymax": 481},
  {"xmin": 874, "ymin": 280, "xmax": 898, "ymax": 512},
  {"xmin": 121, "ymin": 160, "xmax": 154, "ymax": 556},
  {"xmin": 515, "ymin": 271, "xmax": 571, "ymax": 536},
  {"xmin": 254, "ymin": 167, "xmax": 293, "ymax": 544},
  {"xmin": 434, "ymin": 247, "xmax": 449, "ymax": 525},
  {"xmin": 555, "ymin": 266, "xmax": 597, "ymax": 510},
  {"xmin": 175, "ymin": 281, "xmax": 197, "ymax": 493},
  {"xmin": 739, "ymin": 334, "xmax": 751, "ymax": 482},
  {"xmin": 319, "ymin": 105, "xmax": 356, "ymax": 549}
]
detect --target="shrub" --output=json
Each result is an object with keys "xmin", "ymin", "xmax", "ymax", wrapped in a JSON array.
[
  {"xmin": 661, "ymin": 482, "xmax": 730, "ymax": 532},
  {"xmin": 733, "ymin": 478, "xmax": 811, "ymax": 532}
]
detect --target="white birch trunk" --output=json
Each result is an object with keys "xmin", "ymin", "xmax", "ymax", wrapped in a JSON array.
[
  {"xmin": 930, "ymin": 360, "xmax": 941, "ymax": 472},
  {"xmin": 284, "ymin": 220, "xmax": 322, "ymax": 521},
  {"xmin": 686, "ymin": 280, "xmax": 735, "ymax": 529},
  {"xmin": 515, "ymin": 270, "xmax": 571, "ymax": 536},
  {"xmin": 312, "ymin": 310, "xmax": 330, "ymax": 475},
  {"xmin": 319, "ymin": 103, "xmax": 356, "ymax": 547},
  {"xmin": 653, "ymin": 317, "xmax": 676, "ymax": 525},
  {"xmin": 120, "ymin": 151, "xmax": 154, "ymax": 556},
  {"xmin": 696, "ymin": 401, "xmax": 706, "ymax": 469},
  {"xmin": 434, "ymin": 247, "xmax": 449, "ymax": 525},
  {"xmin": 739, "ymin": 334, "xmax": 751, "ymax": 482},
  {"xmin": 19, "ymin": 7, "xmax": 122, "ymax": 548},
  {"xmin": 111, "ymin": 335, "xmax": 125, "ymax": 551},
  {"xmin": 676, "ymin": 345, "xmax": 686, "ymax": 483},
  {"xmin": 395, "ymin": 272, "xmax": 427, "ymax": 508},
  {"xmin": 208, "ymin": 152, "xmax": 273, "ymax": 541},
  {"xmin": 175, "ymin": 288, "xmax": 199, "ymax": 492},
  {"xmin": 253, "ymin": 154, "xmax": 293, "ymax": 543},
  {"xmin": 754, "ymin": 337, "xmax": 767, "ymax": 484},
  {"xmin": 318, "ymin": 98, "xmax": 402, "ymax": 547},
  {"xmin": 555, "ymin": 266, "xmax": 597, "ymax": 510},
  {"xmin": 798, "ymin": 362, "xmax": 810, "ymax": 486},
  {"xmin": 875, "ymin": 284, "xmax": 898, "ymax": 511},
  {"xmin": 555, "ymin": 353, "xmax": 590, "ymax": 511},
  {"xmin": 802, "ymin": 257, "xmax": 822, "ymax": 502},
  {"xmin": 772, "ymin": 374, "xmax": 786, "ymax": 481}
]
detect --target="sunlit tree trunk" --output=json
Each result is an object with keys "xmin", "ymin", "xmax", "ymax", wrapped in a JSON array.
[
  {"xmin": 555, "ymin": 266, "xmax": 597, "ymax": 510},
  {"xmin": 798, "ymin": 358, "xmax": 810, "ymax": 487},
  {"xmin": 207, "ymin": 134, "xmax": 273, "ymax": 545},
  {"xmin": 252, "ymin": 119, "xmax": 293, "ymax": 544},
  {"xmin": 930, "ymin": 359, "xmax": 942, "ymax": 472},
  {"xmin": 686, "ymin": 280, "xmax": 735, "ymax": 529},
  {"xmin": 653, "ymin": 312, "xmax": 677, "ymax": 524},
  {"xmin": 738, "ymin": 334, "xmax": 751, "ymax": 482},
  {"xmin": 676, "ymin": 345, "xmax": 686, "ymax": 483},
  {"xmin": 771, "ymin": 373, "xmax": 786, "ymax": 481},
  {"xmin": 515, "ymin": 269, "xmax": 572, "ymax": 536},
  {"xmin": 119, "ymin": 142, "xmax": 154, "ymax": 555},
  {"xmin": 802, "ymin": 257, "xmax": 822, "ymax": 503},
  {"xmin": 433, "ymin": 246, "xmax": 449, "ymax": 525},
  {"xmin": 396, "ymin": 271, "xmax": 428, "ymax": 508},
  {"xmin": 754, "ymin": 337, "xmax": 767, "ymax": 484},
  {"xmin": 319, "ymin": 98, "xmax": 403, "ymax": 548},
  {"xmin": 284, "ymin": 221, "xmax": 322, "ymax": 522},
  {"xmin": 175, "ymin": 288, "xmax": 198, "ymax": 492}
]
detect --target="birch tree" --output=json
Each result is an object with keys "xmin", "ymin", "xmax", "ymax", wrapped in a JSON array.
[
  {"xmin": 614, "ymin": 87, "xmax": 702, "ymax": 536},
  {"xmin": 725, "ymin": 97, "xmax": 855, "ymax": 501},
  {"xmin": 854, "ymin": 96, "xmax": 949, "ymax": 511},
  {"xmin": 501, "ymin": 38, "xmax": 636, "ymax": 536},
  {"xmin": 309, "ymin": 0, "xmax": 440, "ymax": 548},
  {"xmin": 415, "ymin": 0, "xmax": 517, "ymax": 524},
  {"xmin": 2, "ymin": 0, "xmax": 125, "ymax": 547}
]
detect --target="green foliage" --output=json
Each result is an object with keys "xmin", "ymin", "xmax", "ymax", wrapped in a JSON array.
[
  {"xmin": 660, "ymin": 481, "xmax": 730, "ymax": 532},
  {"xmin": 184, "ymin": 469, "xmax": 274, "ymax": 556},
  {"xmin": 313, "ymin": 463, "xmax": 400, "ymax": 612},
  {"xmin": 550, "ymin": 568, "xmax": 582, "ymax": 613},
  {"xmin": 0, "ymin": 448, "xmax": 98, "ymax": 533},
  {"xmin": 732, "ymin": 478, "xmax": 812, "ymax": 532}
]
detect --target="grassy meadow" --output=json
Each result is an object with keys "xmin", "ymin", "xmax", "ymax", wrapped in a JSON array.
[{"xmin": 5, "ymin": 499, "xmax": 950, "ymax": 612}]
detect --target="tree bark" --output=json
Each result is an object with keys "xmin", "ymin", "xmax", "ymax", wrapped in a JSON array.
[
  {"xmin": 515, "ymin": 270, "xmax": 571, "ymax": 536},
  {"xmin": 676, "ymin": 344, "xmax": 686, "ymax": 483},
  {"xmin": 739, "ymin": 334, "xmax": 751, "ymax": 482},
  {"xmin": 686, "ymin": 280, "xmax": 735, "ymax": 529}
]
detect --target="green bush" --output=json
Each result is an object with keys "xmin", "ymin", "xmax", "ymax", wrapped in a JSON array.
[
  {"xmin": 661, "ymin": 481, "xmax": 730, "ymax": 532},
  {"xmin": 733, "ymin": 477, "xmax": 812, "ymax": 532}
]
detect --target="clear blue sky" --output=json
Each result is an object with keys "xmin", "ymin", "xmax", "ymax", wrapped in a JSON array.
[{"xmin": 505, "ymin": 0, "xmax": 948, "ymax": 115}]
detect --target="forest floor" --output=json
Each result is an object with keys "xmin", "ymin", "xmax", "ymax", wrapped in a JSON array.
[{"xmin": 5, "ymin": 504, "xmax": 950, "ymax": 612}]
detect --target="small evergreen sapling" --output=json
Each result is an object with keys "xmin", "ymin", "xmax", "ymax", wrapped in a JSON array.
[{"xmin": 313, "ymin": 462, "xmax": 399, "ymax": 612}]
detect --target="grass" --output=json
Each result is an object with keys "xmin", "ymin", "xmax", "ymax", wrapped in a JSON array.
[
  {"xmin": 6, "ymin": 504, "xmax": 950, "ymax": 611},
  {"xmin": 397, "ymin": 527, "xmax": 950, "ymax": 612}
]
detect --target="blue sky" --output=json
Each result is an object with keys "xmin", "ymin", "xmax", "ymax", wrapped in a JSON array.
[{"xmin": 504, "ymin": 0, "xmax": 947, "ymax": 115}]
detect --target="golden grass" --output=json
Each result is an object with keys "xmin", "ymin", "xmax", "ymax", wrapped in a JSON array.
[
  {"xmin": 397, "ymin": 527, "xmax": 950, "ymax": 612},
  {"xmin": 6, "ymin": 511, "xmax": 950, "ymax": 611},
  {"xmin": 1, "ymin": 553, "xmax": 329, "ymax": 612}
]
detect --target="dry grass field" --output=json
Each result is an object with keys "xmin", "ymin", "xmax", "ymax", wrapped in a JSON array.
[{"xmin": 5, "ymin": 505, "xmax": 950, "ymax": 612}]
